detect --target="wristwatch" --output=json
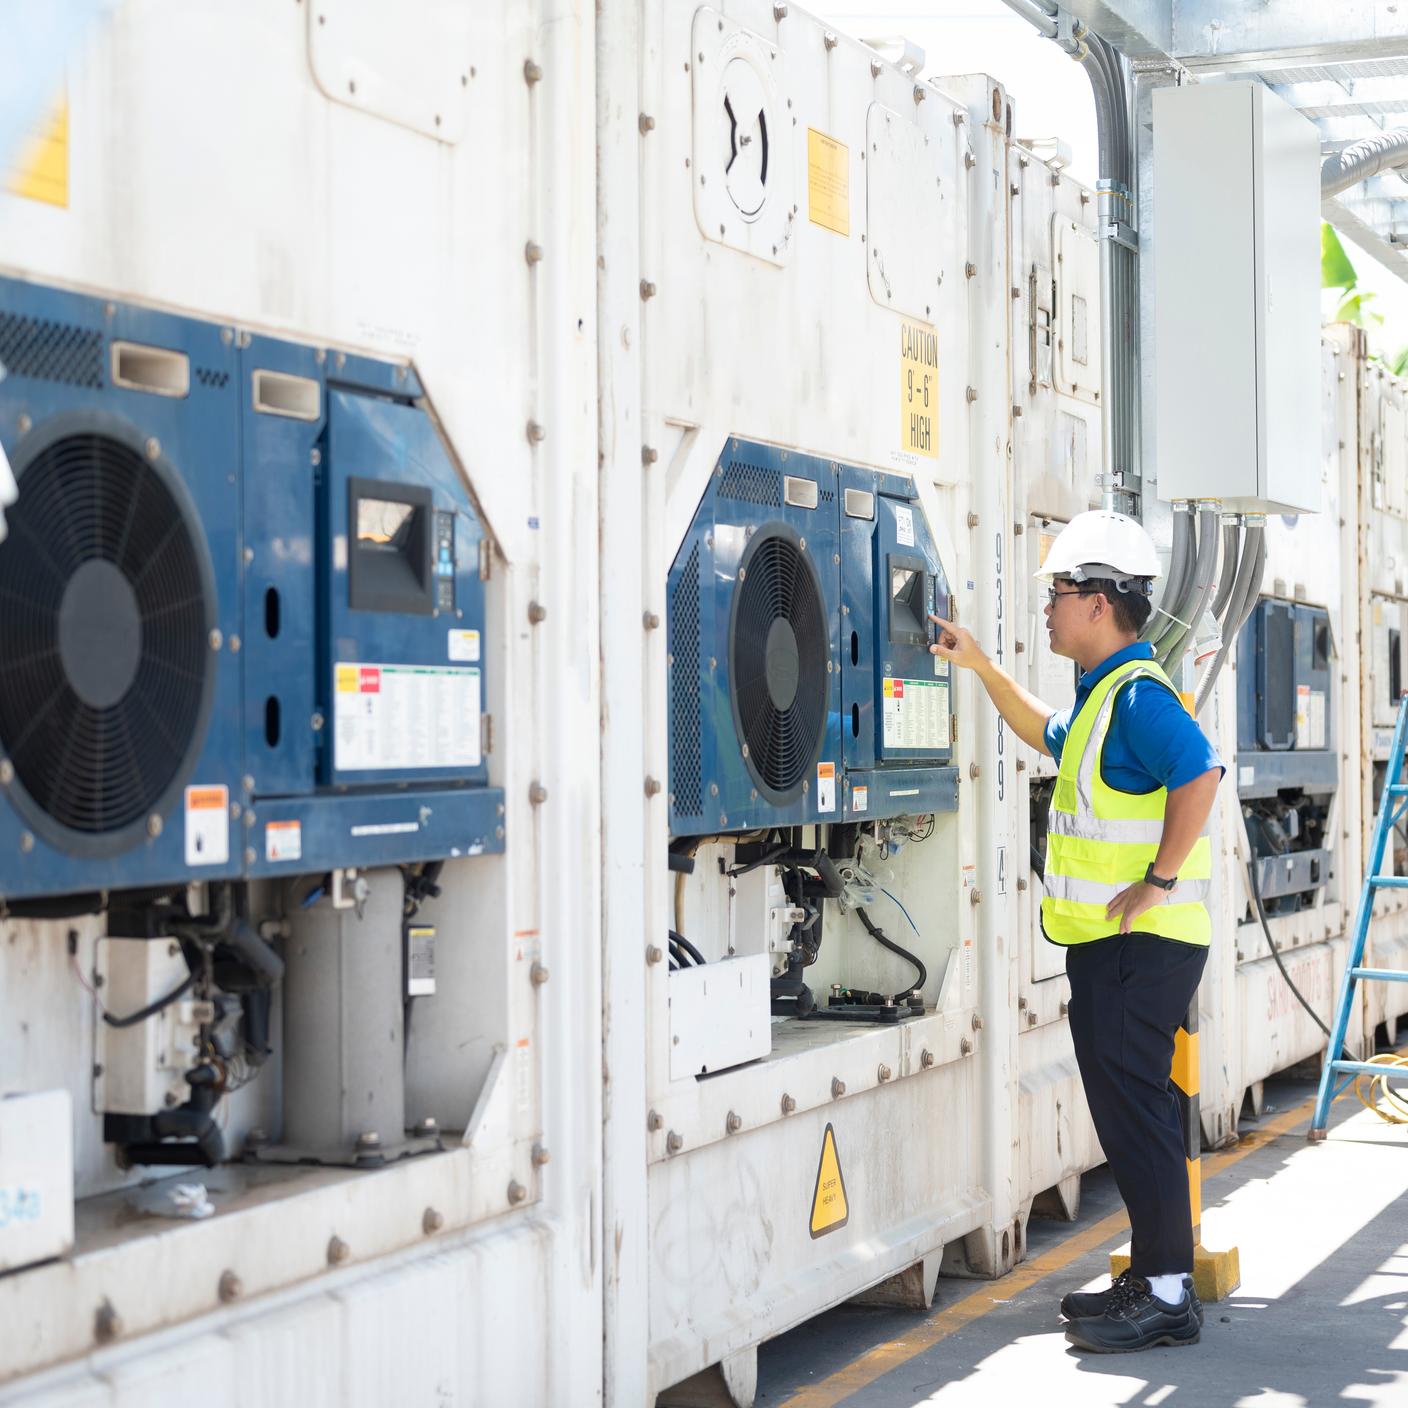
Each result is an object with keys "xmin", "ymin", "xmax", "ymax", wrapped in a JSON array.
[{"xmin": 1144, "ymin": 863, "xmax": 1177, "ymax": 892}]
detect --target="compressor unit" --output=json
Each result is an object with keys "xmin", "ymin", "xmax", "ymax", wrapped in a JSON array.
[
  {"xmin": 1235, "ymin": 597, "xmax": 1335, "ymax": 912},
  {"xmin": 0, "ymin": 277, "xmax": 503, "ymax": 903},
  {"xmin": 667, "ymin": 438, "xmax": 958, "ymax": 839}
]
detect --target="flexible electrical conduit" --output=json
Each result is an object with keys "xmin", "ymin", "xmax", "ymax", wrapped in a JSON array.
[
  {"xmin": 1152, "ymin": 505, "xmax": 1199, "ymax": 655},
  {"xmin": 1322, "ymin": 129, "xmax": 1408, "ymax": 200},
  {"xmin": 1146, "ymin": 503, "xmax": 1192, "ymax": 648},
  {"xmin": 1154, "ymin": 506, "xmax": 1199, "ymax": 658},
  {"xmin": 1194, "ymin": 522, "xmax": 1266, "ymax": 716},
  {"xmin": 1160, "ymin": 503, "xmax": 1221, "ymax": 672},
  {"xmin": 1211, "ymin": 517, "xmax": 1242, "ymax": 623},
  {"xmin": 1154, "ymin": 506, "xmax": 1202, "ymax": 656}
]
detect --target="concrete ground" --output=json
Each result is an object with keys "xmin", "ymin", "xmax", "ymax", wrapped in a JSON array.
[{"xmin": 758, "ymin": 1072, "xmax": 1408, "ymax": 1408}]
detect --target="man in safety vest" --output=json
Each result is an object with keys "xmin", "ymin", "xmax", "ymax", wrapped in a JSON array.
[{"xmin": 930, "ymin": 509, "xmax": 1223, "ymax": 1353}]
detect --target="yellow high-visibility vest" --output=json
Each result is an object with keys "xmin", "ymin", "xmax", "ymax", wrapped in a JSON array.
[{"xmin": 1042, "ymin": 657, "xmax": 1212, "ymax": 948}]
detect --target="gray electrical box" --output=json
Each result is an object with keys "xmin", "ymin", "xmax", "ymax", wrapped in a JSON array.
[{"xmin": 1153, "ymin": 82, "xmax": 1322, "ymax": 512}]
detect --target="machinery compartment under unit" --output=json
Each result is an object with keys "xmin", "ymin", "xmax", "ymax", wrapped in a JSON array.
[
  {"xmin": 0, "ymin": 276, "xmax": 504, "ymax": 902},
  {"xmin": 666, "ymin": 438, "xmax": 958, "ymax": 838},
  {"xmin": 1235, "ymin": 597, "xmax": 1335, "ymax": 912}
]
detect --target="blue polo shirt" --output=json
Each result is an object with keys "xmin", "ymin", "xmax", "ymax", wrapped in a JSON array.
[{"xmin": 1043, "ymin": 642, "xmax": 1224, "ymax": 794}]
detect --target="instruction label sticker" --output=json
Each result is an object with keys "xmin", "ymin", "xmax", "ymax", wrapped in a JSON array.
[
  {"xmin": 407, "ymin": 926, "xmax": 436, "ymax": 997},
  {"xmin": 809, "ymin": 1123, "xmax": 850, "ymax": 1238},
  {"xmin": 184, "ymin": 785, "xmax": 229, "ymax": 867},
  {"xmin": 894, "ymin": 503, "xmax": 915, "ymax": 548},
  {"xmin": 899, "ymin": 320, "xmax": 939, "ymax": 460},
  {"xmin": 851, "ymin": 784, "xmax": 868, "ymax": 815},
  {"xmin": 807, "ymin": 128, "xmax": 850, "ymax": 236},
  {"xmin": 817, "ymin": 760, "xmax": 836, "ymax": 812},
  {"xmin": 448, "ymin": 629, "xmax": 480, "ymax": 663},
  {"xmin": 265, "ymin": 819, "xmax": 302, "ymax": 863},
  {"xmin": 1300, "ymin": 689, "xmax": 1327, "ymax": 749},
  {"xmin": 882, "ymin": 678, "xmax": 950, "ymax": 750},
  {"xmin": 334, "ymin": 662, "xmax": 481, "ymax": 772},
  {"xmin": 8, "ymin": 93, "xmax": 67, "ymax": 208}
]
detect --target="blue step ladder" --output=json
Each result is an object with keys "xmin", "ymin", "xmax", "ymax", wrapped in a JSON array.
[{"xmin": 1311, "ymin": 692, "xmax": 1408, "ymax": 1139}]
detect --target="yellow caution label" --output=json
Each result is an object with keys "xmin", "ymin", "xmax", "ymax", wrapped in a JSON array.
[
  {"xmin": 899, "ymin": 320, "xmax": 938, "ymax": 459},
  {"xmin": 1171, "ymin": 1026, "xmax": 1199, "ymax": 1098},
  {"xmin": 809, "ymin": 1122, "xmax": 850, "ymax": 1238},
  {"xmin": 807, "ymin": 128, "xmax": 849, "ymax": 236},
  {"xmin": 9, "ymin": 93, "xmax": 68, "ymax": 208},
  {"xmin": 336, "ymin": 664, "xmax": 360, "ymax": 694}
]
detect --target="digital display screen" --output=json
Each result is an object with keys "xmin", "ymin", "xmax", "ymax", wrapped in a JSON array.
[{"xmin": 357, "ymin": 497, "xmax": 417, "ymax": 549}]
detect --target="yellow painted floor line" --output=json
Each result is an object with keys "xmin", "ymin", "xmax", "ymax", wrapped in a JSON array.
[{"xmin": 779, "ymin": 1094, "xmax": 1317, "ymax": 1408}]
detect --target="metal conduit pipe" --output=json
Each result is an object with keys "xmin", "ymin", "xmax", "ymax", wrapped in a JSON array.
[
  {"xmin": 1080, "ymin": 35, "xmax": 1139, "ymax": 511},
  {"xmin": 1194, "ymin": 521, "xmax": 1266, "ymax": 716},
  {"xmin": 997, "ymin": 0, "xmax": 1059, "ymax": 39},
  {"xmin": 1146, "ymin": 502, "xmax": 1192, "ymax": 645},
  {"xmin": 1211, "ymin": 517, "xmax": 1242, "ymax": 622},
  {"xmin": 1322, "ymin": 129, "xmax": 1408, "ymax": 199},
  {"xmin": 1154, "ymin": 503, "xmax": 1204, "ymax": 657},
  {"xmin": 1159, "ymin": 503, "xmax": 1220, "ymax": 671},
  {"xmin": 1153, "ymin": 506, "xmax": 1201, "ymax": 654}
]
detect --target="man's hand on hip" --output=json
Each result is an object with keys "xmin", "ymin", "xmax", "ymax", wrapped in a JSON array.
[{"xmin": 1106, "ymin": 881, "xmax": 1166, "ymax": 935}]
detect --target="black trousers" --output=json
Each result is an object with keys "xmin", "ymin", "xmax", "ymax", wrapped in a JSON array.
[{"xmin": 1065, "ymin": 932, "xmax": 1209, "ymax": 1277}]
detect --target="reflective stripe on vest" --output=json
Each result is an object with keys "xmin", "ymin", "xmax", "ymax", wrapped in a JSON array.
[{"xmin": 1041, "ymin": 658, "xmax": 1212, "ymax": 948}]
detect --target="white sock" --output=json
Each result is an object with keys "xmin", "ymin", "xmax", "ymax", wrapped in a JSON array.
[{"xmin": 1146, "ymin": 1273, "xmax": 1187, "ymax": 1304}]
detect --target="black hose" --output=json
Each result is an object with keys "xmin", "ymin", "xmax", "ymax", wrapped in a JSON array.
[
  {"xmin": 728, "ymin": 841, "xmax": 790, "ymax": 878},
  {"xmin": 1030, "ymin": 842, "xmax": 1045, "ymax": 882},
  {"xmin": 102, "ymin": 973, "xmax": 196, "ymax": 1029},
  {"xmin": 2, "ymin": 892, "xmax": 106, "ymax": 919},
  {"xmin": 669, "ymin": 929, "xmax": 706, "ymax": 966},
  {"xmin": 220, "ymin": 917, "xmax": 285, "ymax": 987},
  {"xmin": 1244, "ymin": 817, "xmax": 1352, "ymax": 1059},
  {"xmin": 114, "ymin": 1066, "xmax": 225, "ymax": 1167},
  {"xmin": 857, "ymin": 908, "xmax": 926, "ymax": 998}
]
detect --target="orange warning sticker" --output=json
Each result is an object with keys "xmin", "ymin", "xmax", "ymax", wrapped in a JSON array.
[
  {"xmin": 184, "ymin": 784, "xmax": 229, "ymax": 867},
  {"xmin": 809, "ymin": 1123, "xmax": 850, "ymax": 1238}
]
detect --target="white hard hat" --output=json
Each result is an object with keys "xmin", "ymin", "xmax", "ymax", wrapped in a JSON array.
[{"xmin": 1035, "ymin": 510, "xmax": 1160, "ymax": 592}]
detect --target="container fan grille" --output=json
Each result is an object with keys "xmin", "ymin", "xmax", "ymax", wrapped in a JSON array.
[
  {"xmin": 0, "ymin": 432, "xmax": 211, "ymax": 836},
  {"xmin": 729, "ymin": 529, "xmax": 827, "ymax": 798}
]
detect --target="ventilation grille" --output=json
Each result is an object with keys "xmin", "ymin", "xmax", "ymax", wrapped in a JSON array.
[
  {"xmin": 194, "ymin": 367, "xmax": 230, "ymax": 390},
  {"xmin": 0, "ymin": 433, "xmax": 211, "ymax": 835},
  {"xmin": 669, "ymin": 542, "xmax": 703, "ymax": 817},
  {"xmin": 719, "ymin": 458, "xmax": 781, "ymax": 507},
  {"xmin": 730, "ymin": 530, "xmax": 827, "ymax": 798},
  {"xmin": 819, "ymin": 487, "xmax": 835, "ymax": 504},
  {"xmin": 0, "ymin": 314, "xmax": 103, "ymax": 389}
]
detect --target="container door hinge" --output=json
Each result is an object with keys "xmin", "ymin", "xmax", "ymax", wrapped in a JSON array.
[
  {"xmin": 479, "ymin": 538, "xmax": 491, "ymax": 581},
  {"xmin": 481, "ymin": 713, "xmax": 493, "ymax": 756}
]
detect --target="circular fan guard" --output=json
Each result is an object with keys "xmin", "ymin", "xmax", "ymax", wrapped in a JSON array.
[
  {"xmin": 728, "ymin": 526, "xmax": 828, "ymax": 802},
  {"xmin": 0, "ymin": 422, "xmax": 214, "ymax": 850}
]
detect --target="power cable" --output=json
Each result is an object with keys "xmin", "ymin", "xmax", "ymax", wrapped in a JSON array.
[{"xmin": 1243, "ymin": 816, "xmax": 1351, "ymax": 1060}]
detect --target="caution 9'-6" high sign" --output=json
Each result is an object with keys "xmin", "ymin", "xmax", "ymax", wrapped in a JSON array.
[{"xmin": 899, "ymin": 319, "xmax": 939, "ymax": 460}]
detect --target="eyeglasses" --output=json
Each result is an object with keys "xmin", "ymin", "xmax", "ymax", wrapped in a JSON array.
[{"xmin": 1045, "ymin": 586, "xmax": 1097, "ymax": 606}]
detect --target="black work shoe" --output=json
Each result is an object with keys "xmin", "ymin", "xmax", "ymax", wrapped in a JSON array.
[
  {"xmin": 1063, "ymin": 1275, "xmax": 1201, "ymax": 1353},
  {"xmin": 1061, "ymin": 1272, "xmax": 1204, "ymax": 1327}
]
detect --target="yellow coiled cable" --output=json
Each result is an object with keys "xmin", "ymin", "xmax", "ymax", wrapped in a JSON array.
[{"xmin": 1354, "ymin": 1052, "xmax": 1408, "ymax": 1124}]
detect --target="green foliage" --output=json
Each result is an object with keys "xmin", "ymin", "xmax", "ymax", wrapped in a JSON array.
[
  {"xmin": 1335, "ymin": 290, "xmax": 1384, "ymax": 328},
  {"xmin": 1322, "ymin": 223, "xmax": 1359, "ymax": 291}
]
